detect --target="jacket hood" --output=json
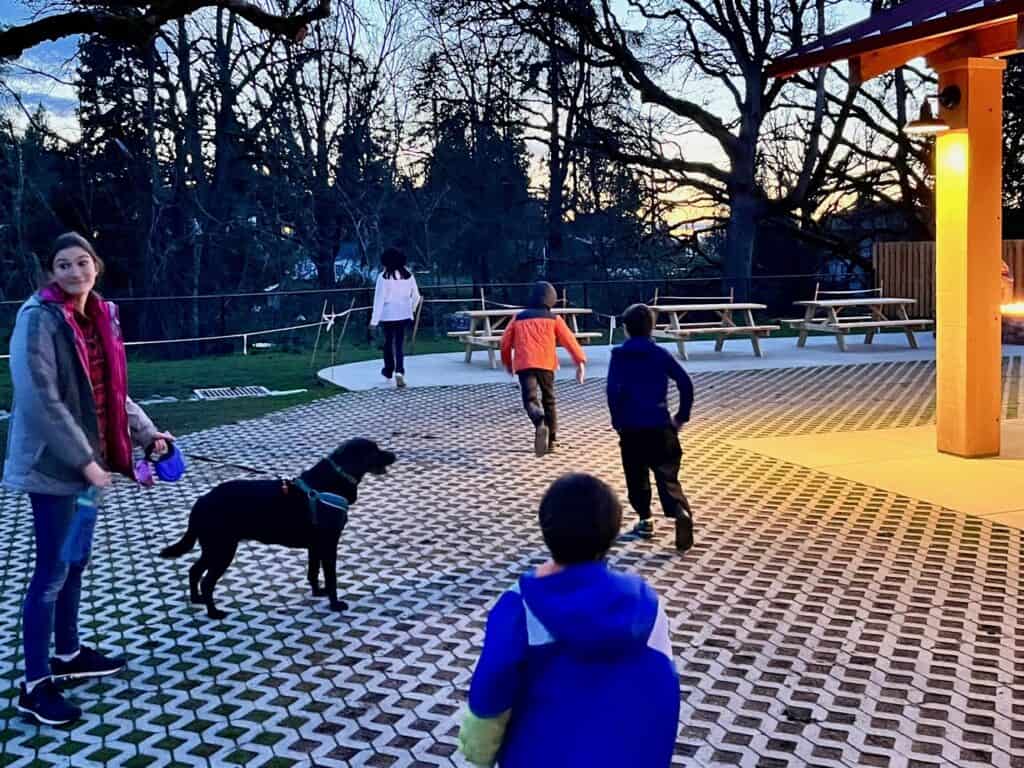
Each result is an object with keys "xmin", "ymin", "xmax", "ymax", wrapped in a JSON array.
[
  {"xmin": 519, "ymin": 561, "xmax": 658, "ymax": 658},
  {"xmin": 527, "ymin": 281, "xmax": 557, "ymax": 309}
]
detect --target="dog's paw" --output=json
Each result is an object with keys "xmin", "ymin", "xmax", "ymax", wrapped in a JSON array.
[
  {"xmin": 311, "ymin": 584, "xmax": 327, "ymax": 597},
  {"xmin": 207, "ymin": 608, "xmax": 228, "ymax": 620},
  {"xmin": 329, "ymin": 599, "xmax": 349, "ymax": 612},
  {"xmin": 190, "ymin": 593, "xmax": 203, "ymax": 605}
]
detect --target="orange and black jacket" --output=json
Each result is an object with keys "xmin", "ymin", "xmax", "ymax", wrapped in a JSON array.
[{"xmin": 500, "ymin": 307, "xmax": 587, "ymax": 373}]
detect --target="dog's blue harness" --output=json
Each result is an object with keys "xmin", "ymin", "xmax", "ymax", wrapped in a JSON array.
[{"xmin": 292, "ymin": 457, "xmax": 354, "ymax": 524}]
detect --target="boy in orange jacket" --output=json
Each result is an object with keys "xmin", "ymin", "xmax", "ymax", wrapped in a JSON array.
[{"xmin": 501, "ymin": 282, "xmax": 586, "ymax": 456}]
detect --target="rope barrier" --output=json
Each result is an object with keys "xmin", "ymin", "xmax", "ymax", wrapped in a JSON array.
[{"xmin": 0, "ymin": 287, "xmax": 808, "ymax": 361}]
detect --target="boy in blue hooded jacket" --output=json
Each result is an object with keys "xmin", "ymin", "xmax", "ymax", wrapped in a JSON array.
[
  {"xmin": 607, "ymin": 303, "xmax": 695, "ymax": 551},
  {"xmin": 459, "ymin": 473, "xmax": 680, "ymax": 767}
]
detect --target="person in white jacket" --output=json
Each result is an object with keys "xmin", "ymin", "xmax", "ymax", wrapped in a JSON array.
[{"xmin": 370, "ymin": 247, "xmax": 421, "ymax": 387}]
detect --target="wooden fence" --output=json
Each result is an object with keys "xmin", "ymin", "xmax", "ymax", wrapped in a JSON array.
[{"xmin": 873, "ymin": 240, "xmax": 1024, "ymax": 318}]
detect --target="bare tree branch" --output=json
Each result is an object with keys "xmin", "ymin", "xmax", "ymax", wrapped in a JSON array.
[{"xmin": 0, "ymin": 0, "xmax": 331, "ymax": 60}]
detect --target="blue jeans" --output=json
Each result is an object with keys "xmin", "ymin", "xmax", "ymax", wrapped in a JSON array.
[{"xmin": 23, "ymin": 493, "xmax": 96, "ymax": 682}]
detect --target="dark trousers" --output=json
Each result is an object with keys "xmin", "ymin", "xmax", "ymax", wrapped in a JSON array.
[
  {"xmin": 380, "ymin": 319, "xmax": 409, "ymax": 377},
  {"xmin": 618, "ymin": 427, "xmax": 692, "ymax": 521},
  {"xmin": 24, "ymin": 493, "xmax": 95, "ymax": 682},
  {"xmin": 518, "ymin": 369, "xmax": 557, "ymax": 440}
]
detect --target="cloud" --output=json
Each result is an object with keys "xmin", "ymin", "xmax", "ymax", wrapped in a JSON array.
[
  {"xmin": 5, "ymin": 73, "xmax": 77, "ymax": 105},
  {"xmin": 8, "ymin": 107, "xmax": 80, "ymax": 140},
  {"xmin": 0, "ymin": 4, "xmax": 81, "ymax": 138}
]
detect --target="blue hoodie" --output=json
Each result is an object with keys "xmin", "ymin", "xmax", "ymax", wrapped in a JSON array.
[
  {"xmin": 606, "ymin": 337, "xmax": 694, "ymax": 431},
  {"xmin": 467, "ymin": 562, "xmax": 680, "ymax": 767}
]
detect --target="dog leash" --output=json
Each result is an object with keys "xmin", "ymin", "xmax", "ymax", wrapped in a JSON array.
[{"xmin": 182, "ymin": 452, "xmax": 275, "ymax": 476}]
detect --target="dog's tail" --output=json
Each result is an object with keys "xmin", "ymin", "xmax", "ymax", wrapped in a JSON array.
[{"xmin": 160, "ymin": 517, "xmax": 198, "ymax": 559}]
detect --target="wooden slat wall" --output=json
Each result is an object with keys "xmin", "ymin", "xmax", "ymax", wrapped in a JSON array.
[{"xmin": 873, "ymin": 240, "xmax": 1024, "ymax": 318}]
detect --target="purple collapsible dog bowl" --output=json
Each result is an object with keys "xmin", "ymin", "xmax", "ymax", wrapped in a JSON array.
[{"xmin": 135, "ymin": 458, "xmax": 155, "ymax": 487}]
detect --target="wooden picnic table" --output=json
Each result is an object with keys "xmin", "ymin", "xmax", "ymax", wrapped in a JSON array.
[
  {"xmin": 450, "ymin": 307, "xmax": 598, "ymax": 368},
  {"xmin": 787, "ymin": 297, "xmax": 934, "ymax": 351},
  {"xmin": 650, "ymin": 302, "xmax": 780, "ymax": 360}
]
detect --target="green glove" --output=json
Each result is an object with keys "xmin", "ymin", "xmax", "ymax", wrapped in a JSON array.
[{"xmin": 458, "ymin": 707, "xmax": 511, "ymax": 767}]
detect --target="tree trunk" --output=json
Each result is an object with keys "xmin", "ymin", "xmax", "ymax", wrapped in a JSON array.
[
  {"xmin": 142, "ymin": 43, "xmax": 160, "ymax": 339},
  {"xmin": 176, "ymin": 19, "xmax": 205, "ymax": 338},
  {"xmin": 546, "ymin": 39, "xmax": 563, "ymax": 281},
  {"xmin": 726, "ymin": 84, "xmax": 761, "ymax": 301},
  {"xmin": 724, "ymin": 192, "xmax": 758, "ymax": 300}
]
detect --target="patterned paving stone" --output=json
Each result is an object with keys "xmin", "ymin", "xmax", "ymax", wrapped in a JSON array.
[{"xmin": 0, "ymin": 359, "xmax": 1021, "ymax": 766}]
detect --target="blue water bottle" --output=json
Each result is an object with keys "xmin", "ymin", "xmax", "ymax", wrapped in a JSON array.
[{"xmin": 67, "ymin": 486, "xmax": 102, "ymax": 564}]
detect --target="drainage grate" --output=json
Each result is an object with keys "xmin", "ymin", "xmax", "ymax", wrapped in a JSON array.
[{"xmin": 192, "ymin": 386, "xmax": 272, "ymax": 400}]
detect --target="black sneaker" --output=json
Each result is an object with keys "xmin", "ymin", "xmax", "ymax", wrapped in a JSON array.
[
  {"xmin": 631, "ymin": 519, "xmax": 655, "ymax": 539},
  {"xmin": 675, "ymin": 515, "xmax": 694, "ymax": 552},
  {"xmin": 51, "ymin": 646, "xmax": 126, "ymax": 681},
  {"xmin": 17, "ymin": 679, "xmax": 81, "ymax": 725},
  {"xmin": 534, "ymin": 423, "xmax": 550, "ymax": 457}
]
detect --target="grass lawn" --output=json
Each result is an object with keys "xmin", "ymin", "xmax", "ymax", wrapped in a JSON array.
[{"xmin": 0, "ymin": 337, "xmax": 463, "ymax": 465}]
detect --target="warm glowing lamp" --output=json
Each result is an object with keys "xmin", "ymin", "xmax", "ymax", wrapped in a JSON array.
[
  {"xmin": 905, "ymin": 101, "xmax": 949, "ymax": 135},
  {"xmin": 904, "ymin": 86, "xmax": 962, "ymax": 136}
]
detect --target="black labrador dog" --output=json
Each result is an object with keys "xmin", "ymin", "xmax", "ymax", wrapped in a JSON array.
[{"xmin": 160, "ymin": 438, "xmax": 395, "ymax": 619}]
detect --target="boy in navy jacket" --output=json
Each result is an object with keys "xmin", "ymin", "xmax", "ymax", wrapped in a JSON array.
[
  {"xmin": 606, "ymin": 303, "xmax": 695, "ymax": 551},
  {"xmin": 459, "ymin": 474, "xmax": 680, "ymax": 767}
]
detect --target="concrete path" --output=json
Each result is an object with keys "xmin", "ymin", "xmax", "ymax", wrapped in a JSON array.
[{"xmin": 320, "ymin": 331, "xmax": 961, "ymax": 391}]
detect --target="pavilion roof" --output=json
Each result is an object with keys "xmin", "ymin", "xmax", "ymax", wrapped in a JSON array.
[{"xmin": 769, "ymin": 0, "xmax": 1024, "ymax": 79}]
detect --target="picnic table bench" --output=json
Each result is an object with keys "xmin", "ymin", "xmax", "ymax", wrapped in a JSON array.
[
  {"xmin": 785, "ymin": 288, "xmax": 934, "ymax": 351},
  {"xmin": 650, "ymin": 297, "xmax": 780, "ymax": 360},
  {"xmin": 448, "ymin": 307, "xmax": 597, "ymax": 368}
]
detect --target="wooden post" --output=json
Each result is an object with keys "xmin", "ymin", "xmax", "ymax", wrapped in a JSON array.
[
  {"xmin": 337, "ymin": 298, "xmax": 354, "ymax": 345},
  {"xmin": 330, "ymin": 303, "xmax": 336, "ymax": 366},
  {"xmin": 309, "ymin": 299, "xmax": 328, "ymax": 370},
  {"xmin": 934, "ymin": 58, "xmax": 1006, "ymax": 457},
  {"xmin": 410, "ymin": 295, "xmax": 425, "ymax": 353},
  {"xmin": 333, "ymin": 296, "xmax": 356, "ymax": 362}
]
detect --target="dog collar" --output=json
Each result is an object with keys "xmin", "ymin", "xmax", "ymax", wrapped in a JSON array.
[{"xmin": 325, "ymin": 457, "xmax": 359, "ymax": 487}]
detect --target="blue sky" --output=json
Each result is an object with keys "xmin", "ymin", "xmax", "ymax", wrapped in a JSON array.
[
  {"xmin": 0, "ymin": 0, "xmax": 866, "ymax": 140},
  {"xmin": 1, "ymin": 0, "xmax": 81, "ymax": 133}
]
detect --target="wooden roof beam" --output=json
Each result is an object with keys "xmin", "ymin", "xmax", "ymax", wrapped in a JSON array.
[
  {"xmin": 852, "ymin": 30, "xmax": 966, "ymax": 83},
  {"xmin": 768, "ymin": 0, "xmax": 1024, "ymax": 79},
  {"xmin": 926, "ymin": 15, "xmax": 1024, "ymax": 68}
]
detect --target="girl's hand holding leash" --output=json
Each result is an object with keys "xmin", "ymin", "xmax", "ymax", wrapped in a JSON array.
[
  {"xmin": 149, "ymin": 431, "xmax": 176, "ymax": 458},
  {"xmin": 575, "ymin": 363, "xmax": 586, "ymax": 385}
]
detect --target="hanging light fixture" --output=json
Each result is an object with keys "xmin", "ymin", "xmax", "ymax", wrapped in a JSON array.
[{"xmin": 904, "ymin": 86, "xmax": 961, "ymax": 136}]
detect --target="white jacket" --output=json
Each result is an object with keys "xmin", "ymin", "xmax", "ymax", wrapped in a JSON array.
[{"xmin": 370, "ymin": 273, "xmax": 421, "ymax": 325}]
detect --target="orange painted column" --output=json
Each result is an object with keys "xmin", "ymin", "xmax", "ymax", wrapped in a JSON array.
[{"xmin": 934, "ymin": 58, "xmax": 1005, "ymax": 457}]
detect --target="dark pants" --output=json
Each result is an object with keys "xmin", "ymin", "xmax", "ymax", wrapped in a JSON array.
[
  {"xmin": 381, "ymin": 319, "xmax": 409, "ymax": 377},
  {"xmin": 518, "ymin": 369, "xmax": 557, "ymax": 441},
  {"xmin": 23, "ymin": 493, "xmax": 95, "ymax": 682},
  {"xmin": 619, "ymin": 427, "xmax": 691, "ymax": 521}
]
